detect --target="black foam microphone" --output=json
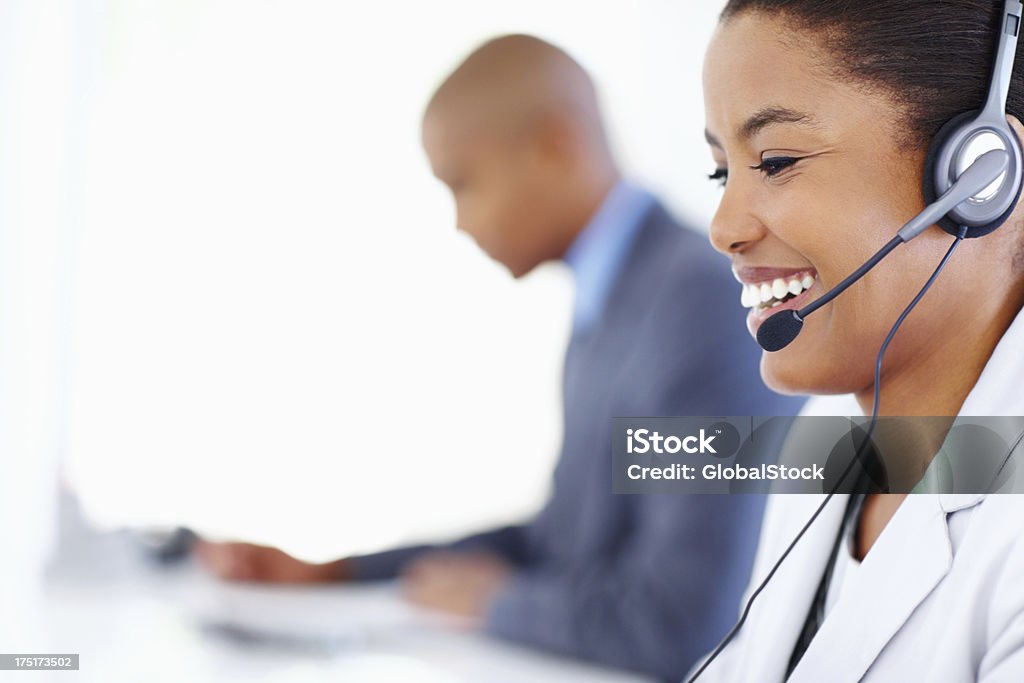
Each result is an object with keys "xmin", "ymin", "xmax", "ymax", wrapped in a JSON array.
[{"xmin": 756, "ymin": 148, "xmax": 1010, "ymax": 352}]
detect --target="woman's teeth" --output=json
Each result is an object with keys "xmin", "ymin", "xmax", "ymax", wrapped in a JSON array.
[{"xmin": 740, "ymin": 272, "xmax": 816, "ymax": 310}]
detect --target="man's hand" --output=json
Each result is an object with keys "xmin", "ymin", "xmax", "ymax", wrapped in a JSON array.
[
  {"xmin": 401, "ymin": 551, "xmax": 512, "ymax": 620},
  {"xmin": 194, "ymin": 540, "xmax": 352, "ymax": 583}
]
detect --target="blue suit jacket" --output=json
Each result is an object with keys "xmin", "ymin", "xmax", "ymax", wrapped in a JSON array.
[{"xmin": 350, "ymin": 201, "xmax": 805, "ymax": 681}]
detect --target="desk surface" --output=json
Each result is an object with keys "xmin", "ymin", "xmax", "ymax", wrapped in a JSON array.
[{"xmin": 27, "ymin": 562, "xmax": 655, "ymax": 683}]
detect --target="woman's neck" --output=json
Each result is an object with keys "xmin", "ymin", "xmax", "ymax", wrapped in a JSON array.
[
  {"xmin": 854, "ymin": 284, "xmax": 1024, "ymax": 418},
  {"xmin": 851, "ymin": 282, "xmax": 1024, "ymax": 559}
]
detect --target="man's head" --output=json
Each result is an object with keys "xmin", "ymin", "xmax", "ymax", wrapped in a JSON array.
[{"xmin": 422, "ymin": 34, "xmax": 618, "ymax": 278}]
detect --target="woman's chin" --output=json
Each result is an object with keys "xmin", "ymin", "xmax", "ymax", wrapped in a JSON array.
[
  {"xmin": 759, "ymin": 354, "xmax": 806, "ymax": 396},
  {"xmin": 758, "ymin": 349, "xmax": 857, "ymax": 397}
]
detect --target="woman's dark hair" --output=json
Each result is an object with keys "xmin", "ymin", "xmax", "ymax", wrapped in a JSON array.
[{"xmin": 720, "ymin": 1, "xmax": 1024, "ymax": 149}]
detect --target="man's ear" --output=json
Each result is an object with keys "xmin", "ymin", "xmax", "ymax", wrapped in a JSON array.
[{"xmin": 530, "ymin": 110, "xmax": 578, "ymax": 169}]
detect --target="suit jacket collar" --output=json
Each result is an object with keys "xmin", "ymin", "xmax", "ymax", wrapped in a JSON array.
[
  {"xmin": 786, "ymin": 495, "xmax": 954, "ymax": 683},
  {"xmin": 594, "ymin": 200, "xmax": 675, "ymax": 331},
  {"xmin": 563, "ymin": 180, "xmax": 655, "ymax": 336},
  {"xmin": 749, "ymin": 494, "xmax": 850, "ymax": 681}
]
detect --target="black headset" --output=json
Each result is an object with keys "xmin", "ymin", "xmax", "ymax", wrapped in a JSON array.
[{"xmin": 690, "ymin": 2, "xmax": 1024, "ymax": 680}]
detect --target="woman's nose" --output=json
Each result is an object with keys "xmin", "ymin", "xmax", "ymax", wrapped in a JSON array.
[{"xmin": 709, "ymin": 184, "xmax": 767, "ymax": 255}]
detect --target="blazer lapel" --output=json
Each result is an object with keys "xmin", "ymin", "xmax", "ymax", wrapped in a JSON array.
[
  {"xmin": 788, "ymin": 495, "xmax": 953, "ymax": 682},
  {"xmin": 733, "ymin": 494, "xmax": 848, "ymax": 682}
]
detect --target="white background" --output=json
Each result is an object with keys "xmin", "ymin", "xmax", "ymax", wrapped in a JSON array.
[{"xmin": 1, "ymin": 1, "xmax": 725, "ymax": 565}]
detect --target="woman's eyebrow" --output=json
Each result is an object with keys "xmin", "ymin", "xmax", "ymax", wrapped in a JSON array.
[
  {"xmin": 704, "ymin": 106, "xmax": 818, "ymax": 149},
  {"xmin": 740, "ymin": 106, "xmax": 817, "ymax": 139}
]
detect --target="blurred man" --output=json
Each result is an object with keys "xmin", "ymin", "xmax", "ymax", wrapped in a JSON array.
[{"xmin": 197, "ymin": 34, "xmax": 804, "ymax": 681}]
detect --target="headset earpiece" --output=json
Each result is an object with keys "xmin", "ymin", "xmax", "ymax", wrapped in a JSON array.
[
  {"xmin": 922, "ymin": 109, "xmax": 1024, "ymax": 239},
  {"xmin": 922, "ymin": 0, "xmax": 1024, "ymax": 240}
]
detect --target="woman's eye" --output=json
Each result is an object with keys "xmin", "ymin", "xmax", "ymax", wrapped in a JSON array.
[
  {"xmin": 708, "ymin": 168, "xmax": 728, "ymax": 187},
  {"xmin": 753, "ymin": 156, "xmax": 800, "ymax": 178}
]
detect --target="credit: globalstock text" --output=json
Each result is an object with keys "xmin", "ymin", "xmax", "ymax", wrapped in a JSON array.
[{"xmin": 625, "ymin": 462, "xmax": 825, "ymax": 481}]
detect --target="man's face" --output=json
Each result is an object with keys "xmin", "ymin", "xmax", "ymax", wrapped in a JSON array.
[{"xmin": 422, "ymin": 110, "xmax": 555, "ymax": 278}]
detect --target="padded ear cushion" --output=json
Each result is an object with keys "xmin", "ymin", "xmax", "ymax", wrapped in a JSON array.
[{"xmin": 922, "ymin": 109, "xmax": 1024, "ymax": 239}]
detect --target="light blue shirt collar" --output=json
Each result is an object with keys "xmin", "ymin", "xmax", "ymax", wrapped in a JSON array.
[{"xmin": 563, "ymin": 180, "xmax": 656, "ymax": 334}]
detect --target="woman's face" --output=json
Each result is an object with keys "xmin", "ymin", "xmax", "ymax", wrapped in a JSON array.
[{"xmin": 703, "ymin": 11, "xmax": 1012, "ymax": 398}]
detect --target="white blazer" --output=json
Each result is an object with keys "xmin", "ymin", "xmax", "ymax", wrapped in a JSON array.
[{"xmin": 693, "ymin": 305, "xmax": 1024, "ymax": 683}]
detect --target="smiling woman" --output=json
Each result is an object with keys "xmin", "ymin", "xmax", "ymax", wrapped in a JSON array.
[
  {"xmin": 703, "ymin": 4, "xmax": 1024, "ymax": 410},
  {"xmin": 691, "ymin": 1, "xmax": 1024, "ymax": 682}
]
